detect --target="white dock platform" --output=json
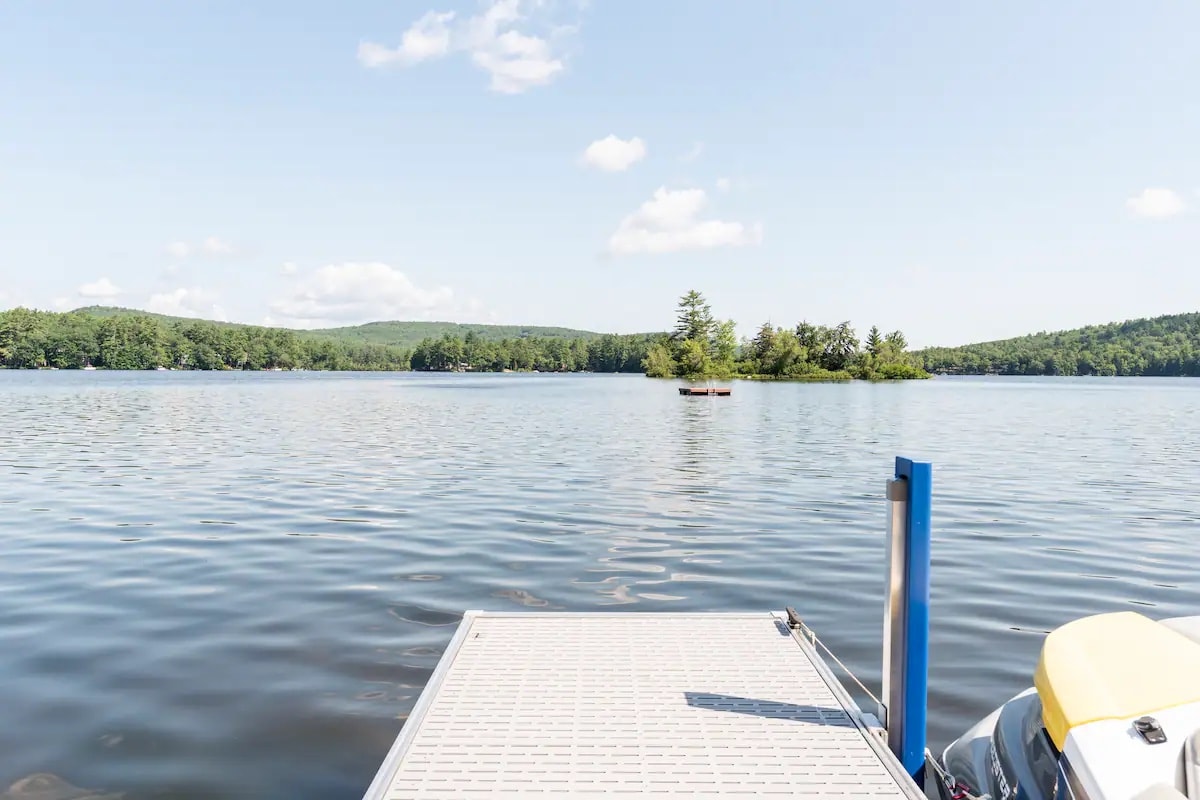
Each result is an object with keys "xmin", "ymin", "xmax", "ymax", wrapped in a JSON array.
[{"xmin": 362, "ymin": 612, "xmax": 924, "ymax": 799}]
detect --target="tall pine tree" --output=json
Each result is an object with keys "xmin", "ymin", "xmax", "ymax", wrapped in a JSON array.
[{"xmin": 673, "ymin": 290, "xmax": 716, "ymax": 349}]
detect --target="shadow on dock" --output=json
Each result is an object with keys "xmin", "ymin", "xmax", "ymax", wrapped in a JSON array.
[{"xmin": 683, "ymin": 692, "xmax": 857, "ymax": 727}]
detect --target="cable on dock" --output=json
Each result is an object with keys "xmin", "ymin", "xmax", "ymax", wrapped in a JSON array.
[{"xmin": 786, "ymin": 606, "xmax": 883, "ymax": 710}]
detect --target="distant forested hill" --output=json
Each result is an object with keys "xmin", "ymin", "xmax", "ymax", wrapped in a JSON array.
[
  {"xmin": 77, "ymin": 306, "xmax": 606, "ymax": 349},
  {"xmin": 0, "ymin": 306, "xmax": 653, "ymax": 372},
  {"xmin": 918, "ymin": 312, "xmax": 1200, "ymax": 376},
  {"xmin": 307, "ymin": 321, "xmax": 609, "ymax": 348}
]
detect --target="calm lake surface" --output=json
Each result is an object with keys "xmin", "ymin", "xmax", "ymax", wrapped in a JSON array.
[{"xmin": 1, "ymin": 371, "xmax": 1197, "ymax": 798}]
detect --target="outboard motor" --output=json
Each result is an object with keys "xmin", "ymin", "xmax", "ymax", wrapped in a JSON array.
[{"xmin": 941, "ymin": 612, "xmax": 1200, "ymax": 800}]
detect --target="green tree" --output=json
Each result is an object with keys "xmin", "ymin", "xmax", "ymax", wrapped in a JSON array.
[
  {"xmin": 642, "ymin": 343, "xmax": 675, "ymax": 377},
  {"xmin": 794, "ymin": 321, "xmax": 826, "ymax": 355},
  {"xmin": 751, "ymin": 323, "xmax": 777, "ymax": 362},
  {"xmin": 762, "ymin": 330, "xmax": 807, "ymax": 376},
  {"xmin": 676, "ymin": 338, "xmax": 712, "ymax": 378},
  {"xmin": 712, "ymin": 320, "xmax": 737, "ymax": 377},
  {"xmin": 820, "ymin": 322, "xmax": 858, "ymax": 371},
  {"xmin": 8, "ymin": 331, "xmax": 48, "ymax": 368},
  {"xmin": 463, "ymin": 330, "xmax": 480, "ymax": 369},
  {"xmin": 866, "ymin": 326, "xmax": 882, "ymax": 356},
  {"xmin": 0, "ymin": 308, "xmax": 47, "ymax": 367},
  {"xmin": 673, "ymin": 290, "xmax": 715, "ymax": 348}
]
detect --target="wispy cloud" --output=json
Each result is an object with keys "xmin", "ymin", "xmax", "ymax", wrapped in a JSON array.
[
  {"xmin": 77, "ymin": 277, "xmax": 122, "ymax": 299},
  {"xmin": 1126, "ymin": 187, "xmax": 1185, "ymax": 218},
  {"xmin": 201, "ymin": 236, "xmax": 234, "ymax": 255},
  {"xmin": 715, "ymin": 177, "xmax": 731, "ymax": 192},
  {"xmin": 358, "ymin": 0, "xmax": 578, "ymax": 94},
  {"xmin": 581, "ymin": 135, "xmax": 647, "ymax": 172},
  {"xmin": 680, "ymin": 141, "xmax": 704, "ymax": 162},
  {"xmin": 358, "ymin": 11, "xmax": 455, "ymax": 66},
  {"xmin": 146, "ymin": 287, "xmax": 227, "ymax": 321},
  {"xmin": 270, "ymin": 262, "xmax": 475, "ymax": 327},
  {"xmin": 608, "ymin": 187, "xmax": 763, "ymax": 256}
]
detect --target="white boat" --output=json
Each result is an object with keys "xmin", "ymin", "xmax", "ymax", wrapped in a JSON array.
[{"xmin": 940, "ymin": 612, "xmax": 1200, "ymax": 800}]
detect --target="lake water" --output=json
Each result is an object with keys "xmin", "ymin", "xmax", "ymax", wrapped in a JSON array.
[{"xmin": 1, "ymin": 371, "xmax": 1197, "ymax": 799}]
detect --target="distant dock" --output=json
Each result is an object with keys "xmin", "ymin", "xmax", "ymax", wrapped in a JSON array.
[{"xmin": 679, "ymin": 386, "xmax": 732, "ymax": 396}]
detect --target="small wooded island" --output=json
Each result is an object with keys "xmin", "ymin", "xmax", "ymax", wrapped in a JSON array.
[{"xmin": 646, "ymin": 290, "xmax": 927, "ymax": 381}]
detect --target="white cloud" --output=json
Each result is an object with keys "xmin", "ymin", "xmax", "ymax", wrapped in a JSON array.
[
  {"xmin": 280, "ymin": 262, "xmax": 298, "ymax": 276},
  {"xmin": 715, "ymin": 177, "xmax": 731, "ymax": 192},
  {"xmin": 607, "ymin": 187, "xmax": 763, "ymax": 256},
  {"xmin": 164, "ymin": 237, "xmax": 236, "ymax": 258},
  {"xmin": 680, "ymin": 142, "xmax": 704, "ymax": 162},
  {"xmin": 358, "ymin": 10, "xmax": 456, "ymax": 66},
  {"xmin": 202, "ymin": 236, "xmax": 234, "ymax": 255},
  {"xmin": 581, "ymin": 135, "xmax": 646, "ymax": 172},
  {"xmin": 77, "ymin": 277, "xmax": 122, "ymax": 299},
  {"xmin": 270, "ymin": 262, "xmax": 461, "ymax": 327},
  {"xmin": 358, "ymin": 0, "xmax": 572, "ymax": 94},
  {"xmin": 1126, "ymin": 187, "xmax": 1185, "ymax": 218},
  {"xmin": 52, "ymin": 297, "xmax": 72, "ymax": 311},
  {"xmin": 471, "ymin": 27, "xmax": 563, "ymax": 94},
  {"xmin": 146, "ymin": 288, "xmax": 228, "ymax": 321}
]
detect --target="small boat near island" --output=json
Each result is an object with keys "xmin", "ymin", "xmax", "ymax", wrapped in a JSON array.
[{"xmin": 679, "ymin": 386, "xmax": 731, "ymax": 396}]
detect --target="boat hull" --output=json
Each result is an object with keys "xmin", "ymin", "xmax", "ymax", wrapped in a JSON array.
[{"xmin": 941, "ymin": 688, "xmax": 1059, "ymax": 800}]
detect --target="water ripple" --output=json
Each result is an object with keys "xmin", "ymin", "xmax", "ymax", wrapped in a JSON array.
[{"xmin": 0, "ymin": 372, "xmax": 1197, "ymax": 798}]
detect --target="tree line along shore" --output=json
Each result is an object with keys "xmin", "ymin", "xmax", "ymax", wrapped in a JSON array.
[
  {"xmin": 0, "ymin": 296, "xmax": 926, "ymax": 380},
  {"xmin": 3, "ymin": 301, "xmax": 1199, "ymax": 378},
  {"xmin": 0, "ymin": 307, "xmax": 650, "ymax": 373},
  {"xmin": 918, "ymin": 312, "xmax": 1200, "ymax": 376}
]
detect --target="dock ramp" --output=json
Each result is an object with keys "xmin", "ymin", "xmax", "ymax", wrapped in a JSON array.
[{"xmin": 362, "ymin": 611, "xmax": 925, "ymax": 799}]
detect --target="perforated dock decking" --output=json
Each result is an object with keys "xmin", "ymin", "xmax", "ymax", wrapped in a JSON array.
[{"xmin": 362, "ymin": 612, "xmax": 924, "ymax": 799}]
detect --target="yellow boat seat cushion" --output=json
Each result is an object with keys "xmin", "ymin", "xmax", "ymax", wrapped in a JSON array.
[{"xmin": 1034, "ymin": 611, "xmax": 1200, "ymax": 750}]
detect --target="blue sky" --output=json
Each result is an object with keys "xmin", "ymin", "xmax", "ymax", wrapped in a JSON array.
[{"xmin": 1, "ymin": 1, "xmax": 1197, "ymax": 346}]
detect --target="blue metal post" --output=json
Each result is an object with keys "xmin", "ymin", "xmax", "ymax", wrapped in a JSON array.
[{"xmin": 892, "ymin": 456, "xmax": 931, "ymax": 782}]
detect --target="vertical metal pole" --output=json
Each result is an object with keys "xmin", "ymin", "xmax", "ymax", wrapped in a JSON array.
[
  {"xmin": 880, "ymin": 477, "xmax": 908, "ymax": 737},
  {"xmin": 883, "ymin": 457, "xmax": 931, "ymax": 784}
]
